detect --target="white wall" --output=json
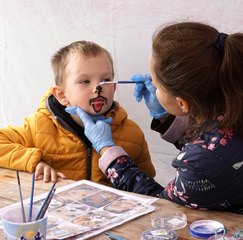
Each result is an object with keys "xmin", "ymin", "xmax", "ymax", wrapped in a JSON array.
[{"xmin": 1, "ymin": 0, "xmax": 243, "ymax": 184}]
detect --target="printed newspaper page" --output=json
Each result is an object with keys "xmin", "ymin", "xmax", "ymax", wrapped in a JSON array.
[{"xmin": 0, "ymin": 180, "xmax": 157, "ymax": 239}]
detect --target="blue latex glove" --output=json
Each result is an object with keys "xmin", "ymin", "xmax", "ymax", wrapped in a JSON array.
[
  {"xmin": 132, "ymin": 74, "xmax": 167, "ymax": 119},
  {"xmin": 65, "ymin": 106, "xmax": 115, "ymax": 153}
]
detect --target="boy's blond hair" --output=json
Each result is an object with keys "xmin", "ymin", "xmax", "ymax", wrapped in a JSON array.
[{"xmin": 51, "ymin": 41, "xmax": 114, "ymax": 86}]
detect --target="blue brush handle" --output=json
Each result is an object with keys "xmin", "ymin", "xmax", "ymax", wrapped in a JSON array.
[
  {"xmin": 117, "ymin": 80, "xmax": 143, "ymax": 84},
  {"xmin": 104, "ymin": 232, "xmax": 127, "ymax": 240}
]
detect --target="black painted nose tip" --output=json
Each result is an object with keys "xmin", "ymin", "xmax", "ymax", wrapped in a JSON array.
[{"xmin": 96, "ymin": 86, "xmax": 102, "ymax": 92}]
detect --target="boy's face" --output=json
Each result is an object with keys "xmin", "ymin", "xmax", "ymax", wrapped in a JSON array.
[{"xmin": 61, "ymin": 53, "xmax": 115, "ymax": 115}]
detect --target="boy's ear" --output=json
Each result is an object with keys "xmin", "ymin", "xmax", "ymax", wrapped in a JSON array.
[
  {"xmin": 175, "ymin": 97, "xmax": 190, "ymax": 114},
  {"xmin": 52, "ymin": 86, "xmax": 69, "ymax": 106}
]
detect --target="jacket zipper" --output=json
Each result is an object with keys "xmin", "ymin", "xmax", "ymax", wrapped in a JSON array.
[{"xmin": 86, "ymin": 147, "xmax": 92, "ymax": 180}]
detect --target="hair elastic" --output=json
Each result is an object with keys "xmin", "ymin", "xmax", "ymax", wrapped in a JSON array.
[{"xmin": 214, "ymin": 32, "xmax": 228, "ymax": 52}]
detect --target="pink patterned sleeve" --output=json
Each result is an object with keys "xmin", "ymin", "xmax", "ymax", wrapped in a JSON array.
[{"xmin": 99, "ymin": 146, "xmax": 129, "ymax": 173}]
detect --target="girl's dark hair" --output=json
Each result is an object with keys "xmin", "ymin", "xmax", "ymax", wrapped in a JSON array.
[{"xmin": 152, "ymin": 21, "xmax": 243, "ymax": 138}]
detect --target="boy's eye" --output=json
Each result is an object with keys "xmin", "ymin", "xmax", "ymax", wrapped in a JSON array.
[
  {"xmin": 80, "ymin": 80, "xmax": 90, "ymax": 84},
  {"xmin": 102, "ymin": 78, "xmax": 112, "ymax": 83}
]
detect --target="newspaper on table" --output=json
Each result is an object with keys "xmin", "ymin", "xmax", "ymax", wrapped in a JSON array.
[{"xmin": 0, "ymin": 180, "xmax": 157, "ymax": 239}]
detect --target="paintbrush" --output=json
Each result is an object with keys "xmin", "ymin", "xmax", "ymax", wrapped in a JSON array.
[
  {"xmin": 38, "ymin": 188, "xmax": 56, "ymax": 219},
  {"xmin": 105, "ymin": 232, "xmax": 127, "ymax": 240},
  {"xmin": 35, "ymin": 180, "xmax": 57, "ymax": 220},
  {"xmin": 99, "ymin": 80, "xmax": 143, "ymax": 85},
  {"xmin": 28, "ymin": 172, "xmax": 35, "ymax": 222},
  {"xmin": 16, "ymin": 171, "xmax": 26, "ymax": 223}
]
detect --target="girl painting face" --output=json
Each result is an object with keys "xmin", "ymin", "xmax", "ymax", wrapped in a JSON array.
[{"xmin": 61, "ymin": 52, "xmax": 116, "ymax": 116}]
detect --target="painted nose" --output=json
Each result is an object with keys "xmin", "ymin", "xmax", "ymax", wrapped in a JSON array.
[{"xmin": 95, "ymin": 85, "xmax": 102, "ymax": 94}]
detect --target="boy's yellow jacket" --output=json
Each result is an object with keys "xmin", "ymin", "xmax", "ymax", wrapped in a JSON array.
[{"xmin": 0, "ymin": 89, "xmax": 155, "ymax": 185}]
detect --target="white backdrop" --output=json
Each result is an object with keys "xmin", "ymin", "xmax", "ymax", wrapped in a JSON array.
[{"xmin": 1, "ymin": 0, "xmax": 243, "ymax": 184}]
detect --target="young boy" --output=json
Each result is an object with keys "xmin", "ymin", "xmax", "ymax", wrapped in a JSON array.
[{"xmin": 0, "ymin": 41, "xmax": 155, "ymax": 184}]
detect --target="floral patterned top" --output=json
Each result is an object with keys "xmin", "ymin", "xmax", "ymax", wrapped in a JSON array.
[{"xmin": 99, "ymin": 116, "xmax": 243, "ymax": 214}]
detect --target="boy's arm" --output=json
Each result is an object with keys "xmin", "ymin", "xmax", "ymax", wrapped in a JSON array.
[{"xmin": 0, "ymin": 117, "xmax": 43, "ymax": 172}]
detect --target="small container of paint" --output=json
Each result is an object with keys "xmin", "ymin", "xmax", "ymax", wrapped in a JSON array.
[
  {"xmin": 189, "ymin": 220, "xmax": 224, "ymax": 239},
  {"xmin": 141, "ymin": 228, "xmax": 178, "ymax": 240},
  {"xmin": 140, "ymin": 212, "xmax": 187, "ymax": 240}
]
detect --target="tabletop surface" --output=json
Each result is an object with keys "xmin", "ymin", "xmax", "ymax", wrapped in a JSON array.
[{"xmin": 0, "ymin": 168, "xmax": 242, "ymax": 240}]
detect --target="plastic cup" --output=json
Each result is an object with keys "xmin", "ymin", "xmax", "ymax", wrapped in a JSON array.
[{"xmin": 1, "ymin": 205, "xmax": 48, "ymax": 240}]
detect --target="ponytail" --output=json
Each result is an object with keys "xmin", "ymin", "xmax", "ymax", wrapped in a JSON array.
[{"xmin": 219, "ymin": 33, "xmax": 243, "ymax": 136}]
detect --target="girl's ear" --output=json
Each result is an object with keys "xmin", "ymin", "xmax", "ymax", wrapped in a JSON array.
[
  {"xmin": 176, "ymin": 97, "xmax": 190, "ymax": 114},
  {"xmin": 52, "ymin": 86, "xmax": 69, "ymax": 106}
]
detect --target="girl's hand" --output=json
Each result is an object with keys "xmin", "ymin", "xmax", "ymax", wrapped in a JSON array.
[
  {"xmin": 35, "ymin": 161, "xmax": 66, "ymax": 183},
  {"xmin": 132, "ymin": 74, "xmax": 167, "ymax": 119},
  {"xmin": 65, "ymin": 106, "xmax": 114, "ymax": 153}
]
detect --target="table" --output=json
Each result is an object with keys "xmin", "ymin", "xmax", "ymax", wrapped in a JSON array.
[{"xmin": 0, "ymin": 168, "xmax": 242, "ymax": 239}]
